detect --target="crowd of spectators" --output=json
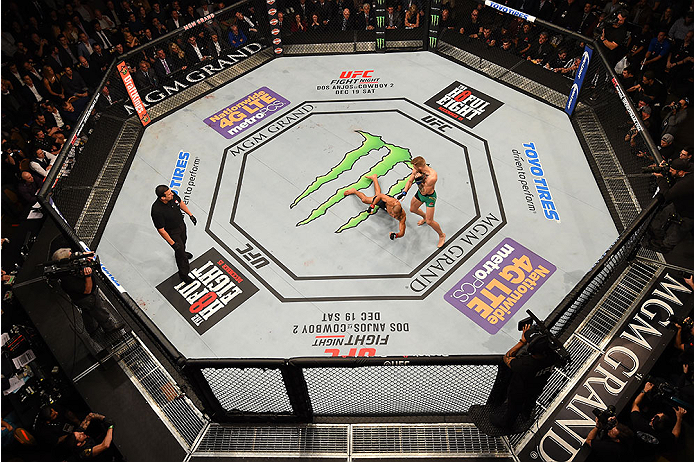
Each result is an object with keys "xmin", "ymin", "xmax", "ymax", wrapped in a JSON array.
[{"xmin": 584, "ymin": 282, "xmax": 694, "ymax": 462}]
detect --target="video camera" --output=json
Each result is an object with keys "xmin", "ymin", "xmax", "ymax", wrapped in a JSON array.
[
  {"xmin": 592, "ymin": 405, "xmax": 617, "ymax": 438},
  {"xmin": 667, "ymin": 314, "xmax": 694, "ymax": 331},
  {"xmin": 517, "ymin": 311, "xmax": 570, "ymax": 367},
  {"xmin": 645, "ymin": 375, "xmax": 693, "ymax": 412},
  {"xmin": 42, "ymin": 251, "xmax": 99, "ymax": 278},
  {"xmin": 641, "ymin": 163, "xmax": 670, "ymax": 174}
]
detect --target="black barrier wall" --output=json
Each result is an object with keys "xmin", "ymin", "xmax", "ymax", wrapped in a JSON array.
[{"xmin": 35, "ymin": 0, "xmax": 675, "ymax": 429}]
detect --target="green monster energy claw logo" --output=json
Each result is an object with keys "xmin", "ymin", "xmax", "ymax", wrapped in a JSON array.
[
  {"xmin": 377, "ymin": 37, "xmax": 385, "ymax": 48},
  {"xmin": 377, "ymin": 16, "xmax": 384, "ymax": 28},
  {"xmin": 291, "ymin": 131, "xmax": 412, "ymax": 233},
  {"xmin": 431, "ymin": 14, "xmax": 439, "ymax": 26},
  {"xmin": 430, "ymin": 36, "xmax": 438, "ymax": 48}
]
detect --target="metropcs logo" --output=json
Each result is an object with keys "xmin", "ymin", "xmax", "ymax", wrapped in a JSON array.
[
  {"xmin": 425, "ymin": 81, "xmax": 503, "ymax": 128},
  {"xmin": 156, "ymin": 248, "xmax": 258, "ymax": 334},
  {"xmin": 290, "ymin": 130, "xmax": 412, "ymax": 232}
]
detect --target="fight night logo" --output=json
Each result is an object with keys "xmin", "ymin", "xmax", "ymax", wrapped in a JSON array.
[
  {"xmin": 425, "ymin": 81, "xmax": 503, "ymax": 128},
  {"xmin": 291, "ymin": 131, "xmax": 412, "ymax": 232},
  {"xmin": 156, "ymin": 249, "xmax": 258, "ymax": 334}
]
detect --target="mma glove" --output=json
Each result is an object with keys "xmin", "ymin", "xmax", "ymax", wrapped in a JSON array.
[
  {"xmin": 189, "ymin": 215, "xmax": 197, "ymax": 226},
  {"xmin": 396, "ymin": 191, "xmax": 407, "ymax": 200}
]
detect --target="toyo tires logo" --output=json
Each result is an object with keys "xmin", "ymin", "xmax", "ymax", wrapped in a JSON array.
[{"xmin": 291, "ymin": 131, "xmax": 412, "ymax": 232}]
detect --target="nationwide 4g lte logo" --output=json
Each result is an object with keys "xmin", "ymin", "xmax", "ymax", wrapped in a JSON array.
[
  {"xmin": 425, "ymin": 81, "xmax": 503, "ymax": 128},
  {"xmin": 156, "ymin": 248, "xmax": 258, "ymax": 334}
]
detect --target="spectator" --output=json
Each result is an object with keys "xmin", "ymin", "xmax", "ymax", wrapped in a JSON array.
[
  {"xmin": 60, "ymin": 66, "xmax": 89, "ymax": 99},
  {"xmin": 355, "ymin": 2, "xmax": 375, "ymax": 30},
  {"xmin": 315, "ymin": 0, "xmax": 334, "ymax": 29},
  {"xmin": 43, "ymin": 66, "xmax": 65, "ymax": 103},
  {"xmin": 208, "ymin": 34, "xmax": 227, "ymax": 58},
  {"xmin": 552, "ymin": 0, "xmax": 583, "ymax": 31},
  {"xmin": 337, "ymin": 8, "xmax": 354, "ymax": 31},
  {"xmin": 404, "ymin": 4, "xmax": 420, "ymax": 29},
  {"xmin": 291, "ymin": 13, "xmax": 308, "ymax": 33},
  {"xmin": 167, "ymin": 10, "xmax": 184, "ymax": 31},
  {"xmin": 228, "ymin": 24, "xmax": 248, "ymax": 49},
  {"xmin": 133, "ymin": 60, "xmax": 158, "ymax": 92},
  {"xmin": 629, "ymin": 0, "xmax": 653, "ymax": 28},
  {"xmin": 545, "ymin": 48, "xmax": 580, "ymax": 76},
  {"xmin": 578, "ymin": 2, "xmax": 598, "ymax": 37},
  {"xmin": 151, "ymin": 17, "xmax": 169, "ymax": 38},
  {"xmin": 43, "ymin": 101, "xmax": 70, "ymax": 133},
  {"xmin": 642, "ymin": 30, "xmax": 672, "ymax": 74},
  {"xmin": 168, "ymin": 43, "xmax": 188, "ymax": 72},
  {"xmin": 76, "ymin": 56, "xmax": 101, "ymax": 93},
  {"xmin": 29, "ymin": 148, "xmax": 57, "ymax": 178},
  {"xmin": 527, "ymin": 31, "xmax": 553, "ymax": 64},
  {"xmin": 185, "ymin": 36, "xmax": 210, "ymax": 64},
  {"xmin": 16, "ymin": 171, "xmax": 39, "ymax": 206},
  {"xmin": 153, "ymin": 48, "xmax": 175, "ymax": 79},
  {"xmin": 57, "ymin": 34, "xmax": 79, "ymax": 67},
  {"xmin": 635, "ymin": 70, "xmax": 666, "ymax": 108},
  {"xmin": 385, "ymin": 5, "xmax": 404, "ymax": 30},
  {"xmin": 76, "ymin": 32, "xmax": 97, "ymax": 60},
  {"xmin": 20, "ymin": 74, "xmax": 46, "ymax": 106},
  {"xmin": 669, "ymin": 12, "xmax": 694, "ymax": 43},
  {"xmin": 93, "ymin": 9, "xmax": 116, "ymax": 32},
  {"xmin": 89, "ymin": 44, "xmax": 111, "ymax": 74}
]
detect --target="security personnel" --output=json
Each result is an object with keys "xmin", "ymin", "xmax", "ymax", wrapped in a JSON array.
[{"xmin": 151, "ymin": 185, "xmax": 197, "ymax": 284}]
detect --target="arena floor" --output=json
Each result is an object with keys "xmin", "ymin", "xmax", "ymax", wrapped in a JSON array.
[{"xmin": 97, "ymin": 51, "xmax": 618, "ymax": 359}]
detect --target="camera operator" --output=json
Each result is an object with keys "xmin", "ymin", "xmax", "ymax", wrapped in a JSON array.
[
  {"xmin": 674, "ymin": 316, "xmax": 694, "ymax": 359},
  {"xmin": 642, "ymin": 158, "xmax": 694, "ymax": 253},
  {"xmin": 585, "ymin": 413, "xmax": 634, "ymax": 461},
  {"xmin": 50, "ymin": 248, "xmax": 124, "ymax": 337},
  {"xmin": 631, "ymin": 382, "xmax": 687, "ymax": 455},
  {"xmin": 66, "ymin": 412, "xmax": 116, "ymax": 460},
  {"xmin": 489, "ymin": 325, "xmax": 559, "ymax": 428},
  {"xmin": 661, "ymin": 97, "xmax": 689, "ymax": 136}
]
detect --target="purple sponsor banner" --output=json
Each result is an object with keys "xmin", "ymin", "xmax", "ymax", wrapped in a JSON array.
[
  {"xmin": 444, "ymin": 238, "xmax": 556, "ymax": 334},
  {"xmin": 204, "ymin": 87, "xmax": 289, "ymax": 139}
]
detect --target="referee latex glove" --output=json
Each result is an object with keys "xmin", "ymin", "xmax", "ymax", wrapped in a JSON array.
[
  {"xmin": 189, "ymin": 215, "xmax": 197, "ymax": 226},
  {"xmin": 396, "ymin": 191, "xmax": 407, "ymax": 200}
]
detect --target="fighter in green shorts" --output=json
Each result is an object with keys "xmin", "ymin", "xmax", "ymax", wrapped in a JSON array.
[
  {"xmin": 415, "ymin": 190, "xmax": 437, "ymax": 208},
  {"xmin": 397, "ymin": 156, "xmax": 446, "ymax": 248}
]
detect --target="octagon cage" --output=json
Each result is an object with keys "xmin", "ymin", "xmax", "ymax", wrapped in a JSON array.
[{"xmin": 38, "ymin": 0, "xmax": 669, "ymax": 443}]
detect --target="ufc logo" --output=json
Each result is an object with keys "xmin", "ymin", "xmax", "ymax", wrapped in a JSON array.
[
  {"xmin": 339, "ymin": 70, "xmax": 374, "ymax": 79},
  {"xmin": 422, "ymin": 115, "xmax": 452, "ymax": 132}
]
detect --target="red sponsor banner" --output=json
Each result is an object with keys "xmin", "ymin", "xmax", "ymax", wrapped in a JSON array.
[{"xmin": 117, "ymin": 61, "xmax": 151, "ymax": 127}]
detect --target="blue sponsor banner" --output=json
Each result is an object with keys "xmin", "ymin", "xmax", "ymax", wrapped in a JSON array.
[
  {"xmin": 484, "ymin": 0, "xmax": 535, "ymax": 22},
  {"xmin": 564, "ymin": 45, "xmax": 593, "ymax": 116}
]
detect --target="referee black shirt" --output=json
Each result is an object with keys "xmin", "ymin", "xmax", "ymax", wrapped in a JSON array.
[{"xmin": 151, "ymin": 192, "xmax": 185, "ymax": 232}]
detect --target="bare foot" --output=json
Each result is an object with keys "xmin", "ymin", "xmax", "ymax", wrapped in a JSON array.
[
  {"xmin": 437, "ymin": 234, "xmax": 446, "ymax": 248},
  {"xmin": 365, "ymin": 174, "xmax": 377, "ymax": 181},
  {"xmin": 418, "ymin": 219, "xmax": 426, "ymax": 226},
  {"xmin": 344, "ymin": 188, "xmax": 356, "ymax": 196}
]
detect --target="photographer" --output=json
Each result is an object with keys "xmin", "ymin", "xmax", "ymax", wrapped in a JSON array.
[
  {"xmin": 631, "ymin": 382, "xmax": 687, "ymax": 455},
  {"xmin": 66, "ymin": 412, "xmax": 115, "ymax": 460},
  {"xmin": 674, "ymin": 316, "xmax": 694, "ymax": 359},
  {"xmin": 585, "ymin": 413, "xmax": 634, "ymax": 460},
  {"xmin": 50, "ymin": 248, "xmax": 123, "ymax": 337},
  {"xmin": 489, "ymin": 325, "xmax": 559, "ymax": 428},
  {"xmin": 643, "ymin": 158, "xmax": 694, "ymax": 253},
  {"xmin": 661, "ymin": 97, "xmax": 689, "ymax": 136}
]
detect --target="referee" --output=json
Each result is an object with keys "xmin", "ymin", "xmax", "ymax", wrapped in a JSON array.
[{"xmin": 151, "ymin": 185, "xmax": 197, "ymax": 284}]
